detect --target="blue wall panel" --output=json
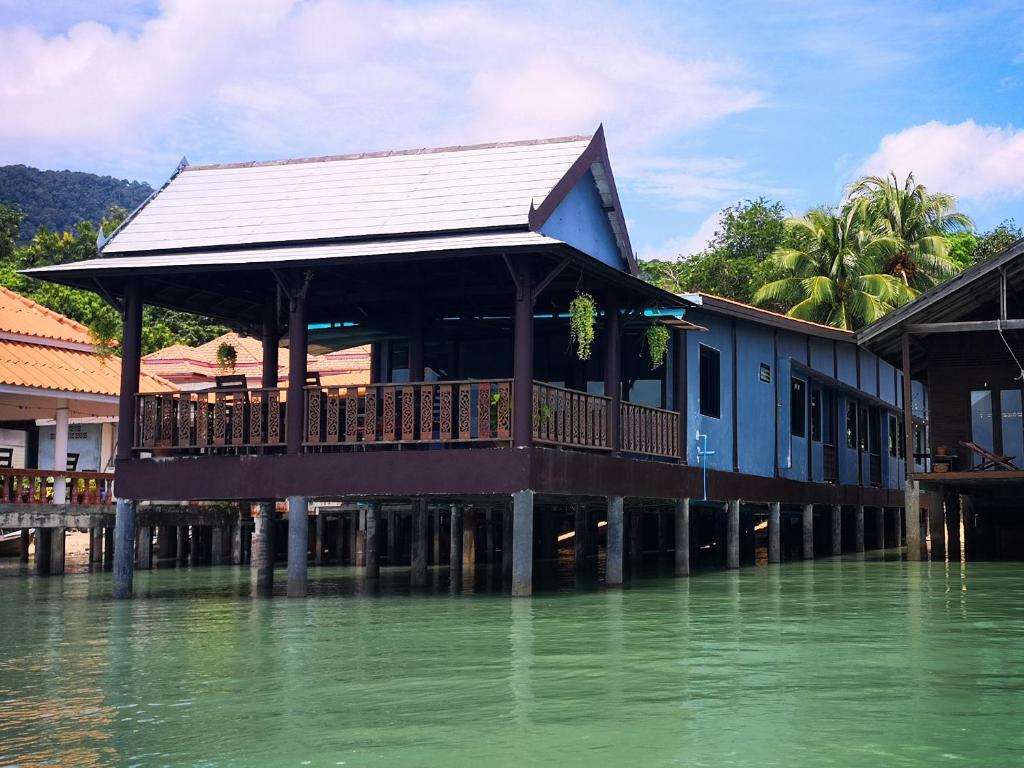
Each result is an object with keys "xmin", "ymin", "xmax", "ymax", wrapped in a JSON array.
[
  {"xmin": 735, "ymin": 322, "xmax": 776, "ymax": 477},
  {"xmin": 837, "ymin": 392, "xmax": 860, "ymax": 485},
  {"xmin": 783, "ymin": 368, "xmax": 809, "ymax": 481},
  {"xmin": 809, "ymin": 337, "xmax": 835, "ymax": 377},
  {"xmin": 539, "ymin": 170, "xmax": 624, "ymax": 270},
  {"xmin": 837, "ymin": 344, "xmax": 858, "ymax": 386},
  {"xmin": 687, "ymin": 311, "xmax": 733, "ymax": 472},
  {"xmin": 879, "ymin": 360, "xmax": 896, "ymax": 404},
  {"xmin": 860, "ymin": 351, "xmax": 879, "ymax": 396},
  {"xmin": 777, "ymin": 331, "xmax": 808, "ymax": 365}
]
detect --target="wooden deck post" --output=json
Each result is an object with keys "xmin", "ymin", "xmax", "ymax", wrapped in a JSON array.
[
  {"xmin": 252, "ymin": 501, "xmax": 276, "ymax": 593},
  {"xmin": 606, "ymin": 496, "xmax": 624, "ymax": 586},
  {"xmin": 104, "ymin": 527, "xmax": 115, "ymax": 565},
  {"xmin": 727, "ymin": 500, "xmax": 740, "ymax": 569},
  {"xmin": 831, "ymin": 504, "xmax": 842, "ymax": 556},
  {"xmin": 802, "ymin": 503, "xmax": 814, "ymax": 560},
  {"xmin": 314, "ymin": 513, "xmax": 324, "ymax": 565},
  {"xmin": 946, "ymin": 491, "xmax": 962, "ymax": 561},
  {"xmin": 675, "ymin": 498, "xmax": 690, "ymax": 577},
  {"xmin": 113, "ymin": 277, "xmax": 142, "ymax": 599},
  {"xmin": 136, "ymin": 526, "xmax": 152, "ymax": 570},
  {"xmin": 463, "ymin": 508, "xmax": 477, "ymax": 566},
  {"xmin": 904, "ymin": 482, "xmax": 922, "ymax": 561},
  {"xmin": 176, "ymin": 526, "xmax": 188, "ymax": 565},
  {"xmin": 365, "ymin": 503, "xmax": 380, "ymax": 579},
  {"xmin": 512, "ymin": 259, "xmax": 534, "ymax": 448},
  {"xmin": 210, "ymin": 525, "xmax": 224, "ymax": 566},
  {"xmin": 19, "ymin": 528, "xmax": 30, "ymax": 563},
  {"xmin": 286, "ymin": 275, "xmax": 308, "ymax": 456},
  {"xmin": 511, "ymin": 490, "xmax": 534, "ymax": 597},
  {"xmin": 855, "ymin": 505, "xmax": 865, "ymax": 553},
  {"xmin": 604, "ymin": 295, "xmax": 622, "ymax": 455},
  {"xmin": 49, "ymin": 527, "xmax": 65, "ymax": 575},
  {"xmin": 449, "ymin": 505, "xmax": 463, "ymax": 587},
  {"xmin": 929, "ymin": 500, "xmax": 946, "ymax": 561},
  {"xmin": 875, "ymin": 507, "xmax": 885, "ymax": 549},
  {"xmin": 768, "ymin": 502, "xmax": 781, "ymax": 564},
  {"xmin": 35, "ymin": 528, "xmax": 51, "ymax": 574},
  {"xmin": 673, "ymin": 329, "xmax": 687, "ymax": 464},
  {"xmin": 411, "ymin": 499, "xmax": 428, "ymax": 586},
  {"xmin": 574, "ymin": 504, "xmax": 589, "ymax": 573},
  {"xmin": 286, "ymin": 496, "xmax": 309, "ymax": 597}
]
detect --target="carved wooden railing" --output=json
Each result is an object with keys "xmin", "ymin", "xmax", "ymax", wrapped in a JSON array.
[
  {"xmin": 304, "ymin": 380, "xmax": 512, "ymax": 447},
  {"xmin": 0, "ymin": 468, "xmax": 115, "ymax": 505},
  {"xmin": 620, "ymin": 402, "xmax": 681, "ymax": 459},
  {"xmin": 135, "ymin": 389, "xmax": 286, "ymax": 453},
  {"xmin": 532, "ymin": 382, "xmax": 611, "ymax": 450}
]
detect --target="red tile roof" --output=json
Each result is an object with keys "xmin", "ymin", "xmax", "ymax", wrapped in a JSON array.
[{"xmin": 0, "ymin": 285, "xmax": 95, "ymax": 344}]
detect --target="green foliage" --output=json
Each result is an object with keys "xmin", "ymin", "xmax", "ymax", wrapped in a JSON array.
[
  {"xmin": 848, "ymin": 172, "xmax": 973, "ymax": 290},
  {"xmin": 0, "ymin": 165, "xmax": 152, "ymax": 243},
  {"xmin": 645, "ymin": 324, "xmax": 669, "ymax": 369},
  {"xmin": 568, "ymin": 292, "xmax": 597, "ymax": 360},
  {"xmin": 216, "ymin": 342, "xmax": 238, "ymax": 371},
  {"xmin": 0, "ymin": 201, "xmax": 228, "ymax": 355},
  {"xmin": 641, "ymin": 197, "xmax": 790, "ymax": 310},
  {"xmin": 946, "ymin": 220, "xmax": 1022, "ymax": 269},
  {"xmin": 752, "ymin": 201, "xmax": 916, "ymax": 330}
]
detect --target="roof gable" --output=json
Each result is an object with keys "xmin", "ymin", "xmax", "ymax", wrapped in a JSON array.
[
  {"xmin": 102, "ymin": 136, "xmax": 593, "ymax": 254},
  {"xmin": 537, "ymin": 168, "xmax": 627, "ymax": 271}
]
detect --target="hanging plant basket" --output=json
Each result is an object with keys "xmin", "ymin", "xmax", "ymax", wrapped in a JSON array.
[
  {"xmin": 568, "ymin": 292, "xmax": 597, "ymax": 361},
  {"xmin": 646, "ymin": 324, "xmax": 669, "ymax": 369},
  {"xmin": 216, "ymin": 341, "xmax": 238, "ymax": 372}
]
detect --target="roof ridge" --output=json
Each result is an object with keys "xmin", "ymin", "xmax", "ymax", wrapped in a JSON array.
[
  {"xmin": 696, "ymin": 291, "xmax": 855, "ymax": 335},
  {"xmin": 185, "ymin": 134, "xmax": 594, "ymax": 172}
]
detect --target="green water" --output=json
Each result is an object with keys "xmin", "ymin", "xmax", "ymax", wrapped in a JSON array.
[{"xmin": 2, "ymin": 556, "xmax": 1023, "ymax": 767}]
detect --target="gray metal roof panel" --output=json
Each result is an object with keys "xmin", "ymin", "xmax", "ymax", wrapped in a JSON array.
[{"xmin": 103, "ymin": 139, "xmax": 592, "ymax": 254}]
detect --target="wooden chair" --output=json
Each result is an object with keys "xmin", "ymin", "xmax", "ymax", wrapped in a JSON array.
[
  {"xmin": 958, "ymin": 441, "xmax": 1018, "ymax": 471},
  {"xmin": 66, "ymin": 452, "xmax": 79, "ymax": 472},
  {"xmin": 0, "ymin": 447, "xmax": 12, "ymax": 469}
]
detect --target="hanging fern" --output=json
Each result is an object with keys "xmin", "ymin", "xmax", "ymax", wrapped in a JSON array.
[
  {"xmin": 216, "ymin": 341, "xmax": 238, "ymax": 372},
  {"xmin": 568, "ymin": 292, "xmax": 597, "ymax": 360},
  {"xmin": 646, "ymin": 324, "xmax": 669, "ymax": 369}
]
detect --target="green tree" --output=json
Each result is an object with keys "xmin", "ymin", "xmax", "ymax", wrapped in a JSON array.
[
  {"xmin": 642, "ymin": 197, "xmax": 789, "ymax": 308},
  {"xmin": 752, "ymin": 202, "xmax": 914, "ymax": 330},
  {"xmin": 848, "ymin": 172, "xmax": 973, "ymax": 290}
]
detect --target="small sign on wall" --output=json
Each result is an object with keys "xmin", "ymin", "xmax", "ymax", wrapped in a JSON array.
[{"xmin": 759, "ymin": 363, "xmax": 772, "ymax": 384}]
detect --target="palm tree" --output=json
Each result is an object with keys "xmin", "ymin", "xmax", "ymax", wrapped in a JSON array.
[
  {"xmin": 849, "ymin": 172, "xmax": 973, "ymax": 290},
  {"xmin": 752, "ymin": 201, "xmax": 914, "ymax": 330}
]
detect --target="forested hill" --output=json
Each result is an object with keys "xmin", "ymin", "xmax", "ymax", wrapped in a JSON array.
[{"xmin": 0, "ymin": 165, "xmax": 153, "ymax": 242}]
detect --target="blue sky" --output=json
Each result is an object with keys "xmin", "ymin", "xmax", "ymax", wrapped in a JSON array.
[{"xmin": 1, "ymin": 0, "xmax": 1022, "ymax": 260}]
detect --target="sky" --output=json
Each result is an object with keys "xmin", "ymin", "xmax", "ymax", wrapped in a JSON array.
[{"xmin": 0, "ymin": 0, "xmax": 1022, "ymax": 261}]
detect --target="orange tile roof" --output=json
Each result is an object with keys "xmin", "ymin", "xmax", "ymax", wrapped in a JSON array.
[
  {"xmin": 0, "ymin": 285, "xmax": 95, "ymax": 345},
  {"xmin": 0, "ymin": 340, "xmax": 173, "ymax": 396},
  {"xmin": 142, "ymin": 331, "xmax": 370, "ymax": 386}
]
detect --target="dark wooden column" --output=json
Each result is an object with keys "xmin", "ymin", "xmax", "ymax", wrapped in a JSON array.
[
  {"xmin": 113, "ymin": 277, "xmax": 143, "ymax": 598},
  {"xmin": 286, "ymin": 279, "xmax": 308, "ymax": 455},
  {"xmin": 115, "ymin": 277, "xmax": 143, "ymax": 462},
  {"xmin": 673, "ymin": 328, "xmax": 687, "ymax": 463},
  {"xmin": 901, "ymin": 333, "xmax": 914, "ymax": 477},
  {"xmin": 604, "ymin": 295, "xmax": 622, "ymax": 454},
  {"xmin": 512, "ymin": 259, "xmax": 534, "ymax": 448}
]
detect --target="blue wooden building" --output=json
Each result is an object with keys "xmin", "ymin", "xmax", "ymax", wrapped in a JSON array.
[{"xmin": 27, "ymin": 127, "xmax": 917, "ymax": 598}]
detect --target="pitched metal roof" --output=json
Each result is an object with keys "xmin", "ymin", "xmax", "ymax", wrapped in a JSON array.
[{"xmin": 102, "ymin": 136, "xmax": 593, "ymax": 254}]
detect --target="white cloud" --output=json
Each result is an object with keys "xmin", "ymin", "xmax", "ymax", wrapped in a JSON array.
[
  {"xmin": 860, "ymin": 119, "xmax": 1024, "ymax": 201},
  {"xmin": 638, "ymin": 210, "xmax": 722, "ymax": 262},
  {"xmin": 0, "ymin": 0, "xmax": 762, "ymax": 185}
]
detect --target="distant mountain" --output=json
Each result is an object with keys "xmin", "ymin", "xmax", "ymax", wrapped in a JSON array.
[{"xmin": 0, "ymin": 165, "xmax": 153, "ymax": 242}]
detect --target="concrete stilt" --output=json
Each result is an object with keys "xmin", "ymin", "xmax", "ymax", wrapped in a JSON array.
[
  {"xmin": 20, "ymin": 528, "xmax": 31, "ymax": 563},
  {"xmin": 726, "ymin": 500, "xmax": 740, "ymax": 569},
  {"xmin": 501, "ymin": 502, "xmax": 512, "ymax": 582},
  {"xmin": 231, "ymin": 519, "xmax": 242, "ymax": 565},
  {"xmin": 49, "ymin": 527, "xmax": 66, "ymax": 574},
  {"xmin": 334, "ymin": 514, "xmax": 345, "ymax": 564},
  {"xmin": 411, "ymin": 499, "xmax": 428, "ymax": 585},
  {"xmin": 961, "ymin": 495, "xmax": 974, "ymax": 560},
  {"xmin": 674, "ymin": 498, "xmax": 690, "ymax": 577},
  {"xmin": 768, "ymin": 502, "xmax": 781, "ymax": 564},
  {"xmin": 574, "ymin": 504, "xmax": 589, "ymax": 573},
  {"xmin": 484, "ymin": 509, "xmax": 495, "ymax": 565},
  {"xmin": 947, "ymin": 494, "xmax": 962, "ymax": 561},
  {"xmin": 314, "ymin": 513, "xmax": 325, "ymax": 565},
  {"xmin": 904, "ymin": 481, "xmax": 921, "ymax": 561},
  {"xmin": 104, "ymin": 527, "xmax": 114, "ymax": 565},
  {"xmin": 450, "ymin": 505, "xmax": 463, "ymax": 586},
  {"xmin": 831, "ymin": 504, "xmax": 842, "ymax": 556},
  {"xmin": 156, "ymin": 525, "xmax": 174, "ymax": 560},
  {"xmin": 136, "ymin": 526, "xmax": 152, "ymax": 570},
  {"xmin": 511, "ymin": 490, "xmax": 534, "ymax": 597},
  {"xmin": 365, "ymin": 503, "xmax": 380, "ymax": 579},
  {"xmin": 432, "ymin": 509, "xmax": 442, "ymax": 566},
  {"xmin": 606, "ymin": 496, "xmax": 624, "ymax": 586},
  {"xmin": 211, "ymin": 526, "xmax": 224, "ymax": 566},
  {"xmin": 875, "ymin": 507, "xmax": 885, "ymax": 550},
  {"xmin": 190, "ymin": 525, "xmax": 201, "ymax": 564},
  {"xmin": 252, "ymin": 502, "xmax": 276, "ymax": 593},
  {"xmin": 929, "ymin": 500, "xmax": 946, "ymax": 562},
  {"xmin": 176, "ymin": 526, "xmax": 188, "ymax": 565},
  {"xmin": 89, "ymin": 527, "xmax": 103, "ymax": 564},
  {"xmin": 35, "ymin": 528, "xmax": 52, "ymax": 574},
  {"xmin": 463, "ymin": 509, "xmax": 477, "ymax": 566},
  {"xmin": 802, "ymin": 503, "xmax": 814, "ymax": 560},
  {"xmin": 855, "ymin": 506, "xmax": 865, "ymax": 553},
  {"xmin": 355, "ymin": 510, "xmax": 366, "ymax": 567},
  {"xmin": 112, "ymin": 499, "xmax": 137, "ymax": 598},
  {"xmin": 286, "ymin": 495, "xmax": 309, "ymax": 597}
]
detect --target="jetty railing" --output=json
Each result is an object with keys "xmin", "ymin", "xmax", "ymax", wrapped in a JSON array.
[
  {"xmin": 620, "ymin": 402, "xmax": 681, "ymax": 459},
  {"xmin": 0, "ymin": 468, "xmax": 115, "ymax": 505},
  {"xmin": 304, "ymin": 380, "xmax": 512, "ymax": 448},
  {"xmin": 532, "ymin": 382, "xmax": 611, "ymax": 451}
]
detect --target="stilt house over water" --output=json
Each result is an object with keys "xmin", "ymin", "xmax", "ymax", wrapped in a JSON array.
[{"xmin": 27, "ymin": 128, "xmax": 926, "ymax": 597}]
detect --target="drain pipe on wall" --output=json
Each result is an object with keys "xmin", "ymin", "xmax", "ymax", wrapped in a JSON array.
[{"xmin": 696, "ymin": 430, "xmax": 715, "ymax": 501}]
